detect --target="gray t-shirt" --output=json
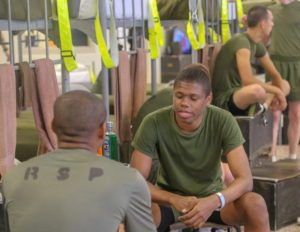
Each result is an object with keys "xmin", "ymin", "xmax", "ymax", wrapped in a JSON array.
[{"xmin": 3, "ymin": 149, "xmax": 156, "ymax": 232}]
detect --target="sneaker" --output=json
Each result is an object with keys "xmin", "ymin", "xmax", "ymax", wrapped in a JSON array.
[
  {"xmin": 248, "ymin": 103, "xmax": 266, "ymax": 117},
  {"xmin": 289, "ymin": 154, "xmax": 297, "ymax": 160},
  {"xmin": 271, "ymin": 155, "xmax": 277, "ymax": 162}
]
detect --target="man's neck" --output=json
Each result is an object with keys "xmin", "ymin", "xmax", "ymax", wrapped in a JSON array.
[
  {"xmin": 57, "ymin": 141, "xmax": 96, "ymax": 153},
  {"xmin": 245, "ymin": 28, "xmax": 263, "ymax": 44}
]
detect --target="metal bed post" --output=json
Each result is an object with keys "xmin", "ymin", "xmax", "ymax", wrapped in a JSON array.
[
  {"xmin": 44, "ymin": 0, "xmax": 49, "ymax": 58},
  {"xmin": 26, "ymin": 0, "xmax": 32, "ymax": 64},
  {"xmin": 7, "ymin": 0, "xmax": 14, "ymax": 64},
  {"xmin": 61, "ymin": 62, "xmax": 70, "ymax": 93},
  {"xmin": 131, "ymin": 0, "xmax": 137, "ymax": 50},
  {"xmin": 121, "ymin": 0, "xmax": 127, "ymax": 51},
  {"xmin": 99, "ymin": 0, "xmax": 110, "ymax": 119},
  {"xmin": 17, "ymin": 33, "xmax": 22, "ymax": 63}
]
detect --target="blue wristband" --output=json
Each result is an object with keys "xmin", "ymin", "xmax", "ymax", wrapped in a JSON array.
[{"xmin": 216, "ymin": 192, "xmax": 225, "ymax": 210}]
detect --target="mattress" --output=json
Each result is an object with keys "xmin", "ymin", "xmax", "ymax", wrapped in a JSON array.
[
  {"xmin": 0, "ymin": 0, "xmax": 52, "ymax": 20},
  {"xmin": 68, "ymin": 0, "xmax": 148, "ymax": 20}
]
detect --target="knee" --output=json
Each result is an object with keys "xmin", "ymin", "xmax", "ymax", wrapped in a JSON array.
[
  {"xmin": 289, "ymin": 107, "xmax": 300, "ymax": 122},
  {"xmin": 282, "ymin": 80, "xmax": 290, "ymax": 96},
  {"xmin": 239, "ymin": 192, "xmax": 269, "ymax": 223},
  {"xmin": 249, "ymin": 84, "xmax": 266, "ymax": 102}
]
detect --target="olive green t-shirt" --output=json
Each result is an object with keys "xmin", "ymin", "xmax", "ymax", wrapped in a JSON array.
[
  {"xmin": 3, "ymin": 149, "xmax": 156, "ymax": 232},
  {"xmin": 212, "ymin": 33, "xmax": 266, "ymax": 110},
  {"xmin": 269, "ymin": 1, "xmax": 300, "ymax": 59},
  {"xmin": 132, "ymin": 105, "xmax": 245, "ymax": 197}
]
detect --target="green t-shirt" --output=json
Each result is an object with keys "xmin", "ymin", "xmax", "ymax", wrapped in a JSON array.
[
  {"xmin": 3, "ymin": 149, "xmax": 156, "ymax": 232},
  {"xmin": 269, "ymin": 1, "xmax": 300, "ymax": 59},
  {"xmin": 212, "ymin": 33, "xmax": 266, "ymax": 110},
  {"xmin": 132, "ymin": 105, "xmax": 245, "ymax": 197}
]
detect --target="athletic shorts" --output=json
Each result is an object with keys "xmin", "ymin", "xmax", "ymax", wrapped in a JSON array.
[
  {"xmin": 227, "ymin": 93, "xmax": 249, "ymax": 116},
  {"xmin": 267, "ymin": 58, "xmax": 300, "ymax": 101},
  {"xmin": 157, "ymin": 205, "xmax": 227, "ymax": 232}
]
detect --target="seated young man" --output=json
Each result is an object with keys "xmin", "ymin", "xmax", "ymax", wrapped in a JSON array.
[
  {"xmin": 2, "ymin": 90, "xmax": 156, "ymax": 232},
  {"xmin": 130, "ymin": 64, "xmax": 270, "ymax": 232},
  {"xmin": 212, "ymin": 5, "xmax": 289, "ymax": 117}
]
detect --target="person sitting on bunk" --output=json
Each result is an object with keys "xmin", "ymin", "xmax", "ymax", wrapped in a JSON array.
[
  {"xmin": 130, "ymin": 63, "xmax": 270, "ymax": 232},
  {"xmin": 212, "ymin": 5, "xmax": 290, "ymax": 117},
  {"xmin": 2, "ymin": 90, "xmax": 156, "ymax": 232}
]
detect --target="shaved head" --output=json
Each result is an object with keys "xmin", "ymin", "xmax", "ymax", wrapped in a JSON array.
[{"xmin": 53, "ymin": 90, "xmax": 106, "ymax": 140}]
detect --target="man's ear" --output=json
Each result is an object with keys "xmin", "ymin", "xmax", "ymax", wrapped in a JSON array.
[{"xmin": 206, "ymin": 92, "xmax": 213, "ymax": 105}]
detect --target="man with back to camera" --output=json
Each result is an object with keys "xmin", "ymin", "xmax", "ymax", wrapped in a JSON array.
[
  {"xmin": 2, "ymin": 90, "xmax": 156, "ymax": 232},
  {"xmin": 267, "ymin": 0, "xmax": 300, "ymax": 162},
  {"xmin": 212, "ymin": 5, "xmax": 290, "ymax": 117},
  {"xmin": 130, "ymin": 63, "xmax": 270, "ymax": 231}
]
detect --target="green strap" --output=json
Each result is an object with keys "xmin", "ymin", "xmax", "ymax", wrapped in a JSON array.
[
  {"xmin": 56, "ymin": 0, "xmax": 78, "ymax": 72},
  {"xmin": 95, "ymin": 0, "xmax": 119, "ymax": 69}
]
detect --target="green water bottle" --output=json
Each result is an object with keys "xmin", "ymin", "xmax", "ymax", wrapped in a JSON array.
[{"xmin": 103, "ymin": 121, "xmax": 119, "ymax": 161}]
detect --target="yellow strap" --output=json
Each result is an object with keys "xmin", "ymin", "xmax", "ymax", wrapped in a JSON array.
[
  {"xmin": 148, "ymin": 0, "xmax": 164, "ymax": 59},
  {"xmin": 236, "ymin": 0, "xmax": 244, "ymax": 29},
  {"xmin": 151, "ymin": 0, "xmax": 164, "ymax": 46},
  {"xmin": 221, "ymin": 0, "xmax": 231, "ymax": 44},
  {"xmin": 56, "ymin": 0, "xmax": 77, "ymax": 72},
  {"xmin": 187, "ymin": 21, "xmax": 200, "ymax": 50},
  {"xmin": 94, "ymin": 0, "xmax": 118, "ymax": 69},
  {"xmin": 186, "ymin": 0, "xmax": 205, "ymax": 50},
  {"xmin": 90, "ymin": 66, "xmax": 96, "ymax": 85},
  {"xmin": 208, "ymin": 27, "xmax": 219, "ymax": 44},
  {"xmin": 197, "ymin": 0, "xmax": 206, "ymax": 48}
]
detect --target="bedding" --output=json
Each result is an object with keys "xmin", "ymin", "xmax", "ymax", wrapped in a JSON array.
[{"xmin": 0, "ymin": 0, "xmax": 52, "ymax": 20}]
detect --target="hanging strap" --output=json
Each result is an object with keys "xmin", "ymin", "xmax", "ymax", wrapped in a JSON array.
[
  {"xmin": 89, "ymin": 66, "xmax": 96, "ymax": 84},
  {"xmin": 208, "ymin": 27, "xmax": 219, "ymax": 44},
  {"xmin": 236, "ymin": 0, "xmax": 244, "ymax": 29},
  {"xmin": 56, "ymin": 0, "xmax": 78, "ymax": 72},
  {"xmin": 186, "ymin": 0, "xmax": 206, "ymax": 50},
  {"xmin": 95, "ymin": 0, "xmax": 119, "ymax": 69},
  {"xmin": 221, "ymin": 0, "xmax": 231, "ymax": 44},
  {"xmin": 148, "ymin": 0, "xmax": 164, "ymax": 59}
]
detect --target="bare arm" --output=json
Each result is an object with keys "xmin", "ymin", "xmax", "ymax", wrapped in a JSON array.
[
  {"xmin": 178, "ymin": 145, "xmax": 252, "ymax": 228},
  {"xmin": 236, "ymin": 49, "xmax": 287, "ymax": 110},
  {"xmin": 221, "ymin": 145, "xmax": 252, "ymax": 203},
  {"xmin": 259, "ymin": 54, "xmax": 289, "ymax": 94},
  {"xmin": 130, "ymin": 150, "xmax": 198, "ymax": 213},
  {"xmin": 236, "ymin": 49, "xmax": 283, "ymax": 96}
]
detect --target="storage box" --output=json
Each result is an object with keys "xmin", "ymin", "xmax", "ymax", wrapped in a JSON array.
[
  {"xmin": 161, "ymin": 55, "xmax": 192, "ymax": 73},
  {"xmin": 161, "ymin": 72, "xmax": 177, "ymax": 84},
  {"xmin": 236, "ymin": 111, "xmax": 273, "ymax": 167},
  {"xmin": 252, "ymin": 159, "xmax": 300, "ymax": 231}
]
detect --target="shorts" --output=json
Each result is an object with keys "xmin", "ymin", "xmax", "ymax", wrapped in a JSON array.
[
  {"xmin": 267, "ymin": 58, "xmax": 300, "ymax": 101},
  {"xmin": 157, "ymin": 205, "xmax": 227, "ymax": 232},
  {"xmin": 227, "ymin": 93, "xmax": 249, "ymax": 116}
]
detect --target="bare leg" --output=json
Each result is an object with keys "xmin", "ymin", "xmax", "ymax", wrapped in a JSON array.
[
  {"xmin": 270, "ymin": 110, "xmax": 281, "ymax": 162},
  {"xmin": 288, "ymin": 101, "xmax": 300, "ymax": 159},
  {"xmin": 233, "ymin": 84, "xmax": 266, "ymax": 110},
  {"xmin": 221, "ymin": 192, "xmax": 270, "ymax": 232}
]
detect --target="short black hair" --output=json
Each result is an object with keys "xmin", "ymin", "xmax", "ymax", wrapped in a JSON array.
[
  {"xmin": 53, "ymin": 90, "xmax": 106, "ymax": 138},
  {"xmin": 174, "ymin": 63, "xmax": 211, "ymax": 97},
  {"xmin": 247, "ymin": 5, "xmax": 269, "ymax": 28}
]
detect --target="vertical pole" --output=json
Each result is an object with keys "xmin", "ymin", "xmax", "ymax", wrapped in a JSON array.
[{"xmin": 99, "ymin": 0, "xmax": 110, "ymax": 120}]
